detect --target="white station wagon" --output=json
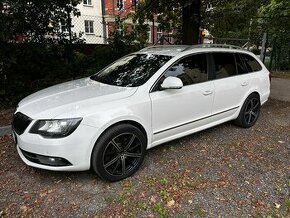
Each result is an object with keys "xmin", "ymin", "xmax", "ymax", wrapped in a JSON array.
[{"xmin": 13, "ymin": 45, "xmax": 270, "ymax": 181}]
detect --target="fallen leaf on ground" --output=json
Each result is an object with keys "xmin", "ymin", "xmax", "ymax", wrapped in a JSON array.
[
  {"xmin": 166, "ymin": 200, "xmax": 175, "ymax": 208},
  {"xmin": 274, "ymin": 203, "xmax": 281, "ymax": 209},
  {"xmin": 150, "ymin": 196, "xmax": 156, "ymax": 204}
]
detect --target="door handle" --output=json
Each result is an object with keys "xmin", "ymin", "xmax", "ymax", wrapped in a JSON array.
[
  {"xmin": 241, "ymin": 81, "xmax": 249, "ymax": 86},
  {"xmin": 202, "ymin": 90, "xmax": 213, "ymax": 96}
]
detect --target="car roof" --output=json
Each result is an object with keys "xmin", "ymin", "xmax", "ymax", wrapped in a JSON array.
[{"xmin": 138, "ymin": 44, "xmax": 250, "ymax": 57}]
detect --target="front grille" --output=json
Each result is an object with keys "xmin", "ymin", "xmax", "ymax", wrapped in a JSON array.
[{"xmin": 12, "ymin": 112, "xmax": 32, "ymax": 135}]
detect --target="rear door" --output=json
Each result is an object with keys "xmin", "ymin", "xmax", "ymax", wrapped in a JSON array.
[{"xmin": 210, "ymin": 52, "xmax": 250, "ymax": 117}]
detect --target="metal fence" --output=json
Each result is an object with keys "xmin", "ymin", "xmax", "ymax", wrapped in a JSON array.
[{"xmin": 70, "ymin": 15, "xmax": 106, "ymax": 44}]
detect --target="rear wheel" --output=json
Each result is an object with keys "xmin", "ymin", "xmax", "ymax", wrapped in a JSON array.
[
  {"xmin": 234, "ymin": 93, "xmax": 261, "ymax": 128},
  {"xmin": 91, "ymin": 123, "xmax": 146, "ymax": 182}
]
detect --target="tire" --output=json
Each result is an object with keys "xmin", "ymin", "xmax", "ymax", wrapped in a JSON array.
[
  {"xmin": 234, "ymin": 93, "xmax": 261, "ymax": 128},
  {"xmin": 91, "ymin": 123, "xmax": 146, "ymax": 182}
]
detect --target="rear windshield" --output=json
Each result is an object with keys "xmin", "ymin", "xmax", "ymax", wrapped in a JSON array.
[{"xmin": 90, "ymin": 54, "xmax": 172, "ymax": 87}]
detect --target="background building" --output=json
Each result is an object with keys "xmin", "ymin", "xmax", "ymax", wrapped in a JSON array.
[
  {"xmin": 103, "ymin": 0, "xmax": 175, "ymax": 45},
  {"xmin": 71, "ymin": 0, "xmax": 106, "ymax": 44}
]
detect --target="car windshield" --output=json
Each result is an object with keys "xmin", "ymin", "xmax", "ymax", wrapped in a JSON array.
[{"xmin": 90, "ymin": 54, "xmax": 172, "ymax": 87}]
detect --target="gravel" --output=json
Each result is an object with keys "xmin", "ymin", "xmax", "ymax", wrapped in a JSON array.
[{"xmin": 0, "ymin": 98, "xmax": 289, "ymax": 217}]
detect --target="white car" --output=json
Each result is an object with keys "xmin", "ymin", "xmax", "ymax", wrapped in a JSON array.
[{"xmin": 12, "ymin": 45, "xmax": 270, "ymax": 181}]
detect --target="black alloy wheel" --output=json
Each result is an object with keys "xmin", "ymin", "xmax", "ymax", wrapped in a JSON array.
[
  {"xmin": 92, "ymin": 124, "xmax": 146, "ymax": 182},
  {"xmin": 244, "ymin": 97, "xmax": 260, "ymax": 125},
  {"xmin": 103, "ymin": 133, "xmax": 142, "ymax": 176},
  {"xmin": 234, "ymin": 93, "xmax": 261, "ymax": 128}
]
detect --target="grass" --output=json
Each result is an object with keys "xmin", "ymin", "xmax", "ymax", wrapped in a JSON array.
[
  {"xmin": 285, "ymin": 198, "xmax": 290, "ymax": 209},
  {"xmin": 194, "ymin": 204, "xmax": 207, "ymax": 217},
  {"xmin": 153, "ymin": 203, "xmax": 167, "ymax": 218},
  {"xmin": 160, "ymin": 178, "xmax": 169, "ymax": 185},
  {"xmin": 160, "ymin": 190, "xmax": 170, "ymax": 200}
]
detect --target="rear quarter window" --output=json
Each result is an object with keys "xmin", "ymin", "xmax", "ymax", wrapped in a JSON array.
[
  {"xmin": 240, "ymin": 54, "xmax": 262, "ymax": 72},
  {"xmin": 235, "ymin": 54, "xmax": 248, "ymax": 75}
]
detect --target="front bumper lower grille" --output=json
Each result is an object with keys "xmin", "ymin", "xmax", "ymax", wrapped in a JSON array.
[{"xmin": 20, "ymin": 148, "xmax": 72, "ymax": 167}]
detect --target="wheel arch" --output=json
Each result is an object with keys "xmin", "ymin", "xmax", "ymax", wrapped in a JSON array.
[
  {"xmin": 250, "ymin": 91, "xmax": 261, "ymax": 100},
  {"xmin": 90, "ymin": 119, "xmax": 149, "ymax": 169},
  {"xmin": 242, "ymin": 90, "xmax": 261, "ymax": 106},
  {"xmin": 107, "ymin": 120, "xmax": 148, "ymax": 145}
]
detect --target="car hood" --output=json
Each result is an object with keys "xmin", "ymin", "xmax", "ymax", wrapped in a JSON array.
[{"xmin": 17, "ymin": 77, "xmax": 137, "ymax": 119}]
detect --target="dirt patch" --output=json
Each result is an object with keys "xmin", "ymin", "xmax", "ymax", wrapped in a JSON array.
[
  {"xmin": 0, "ymin": 99, "xmax": 289, "ymax": 217},
  {"xmin": 0, "ymin": 108, "xmax": 14, "ymax": 126}
]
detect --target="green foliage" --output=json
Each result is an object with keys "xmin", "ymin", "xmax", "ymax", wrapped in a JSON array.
[
  {"xmin": 0, "ymin": 0, "xmax": 82, "ymax": 43},
  {"xmin": 259, "ymin": 0, "xmax": 290, "ymax": 70},
  {"xmin": 0, "ymin": 43, "xmax": 70, "ymax": 105},
  {"xmin": 202, "ymin": 0, "xmax": 269, "ymax": 39},
  {"xmin": 153, "ymin": 202, "xmax": 167, "ymax": 218},
  {"xmin": 113, "ymin": 0, "xmax": 199, "ymax": 45},
  {"xmin": 0, "ymin": 44, "xmax": 133, "ymax": 107},
  {"xmin": 202, "ymin": 0, "xmax": 289, "ymax": 70}
]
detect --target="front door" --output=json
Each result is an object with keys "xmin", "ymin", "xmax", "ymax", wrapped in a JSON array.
[{"xmin": 149, "ymin": 53, "xmax": 214, "ymax": 146}]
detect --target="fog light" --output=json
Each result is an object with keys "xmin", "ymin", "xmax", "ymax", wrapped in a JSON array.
[{"xmin": 20, "ymin": 148, "xmax": 72, "ymax": 167}]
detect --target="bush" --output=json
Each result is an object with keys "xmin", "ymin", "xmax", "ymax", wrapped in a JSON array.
[{"xmin": 0, "ymin": 43, "xmax": 136, "ymax": 108}]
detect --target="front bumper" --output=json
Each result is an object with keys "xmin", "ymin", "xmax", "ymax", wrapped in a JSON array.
[{"xmin": 15, "ymin": 122, "xmax": 99, "ymax": 171}]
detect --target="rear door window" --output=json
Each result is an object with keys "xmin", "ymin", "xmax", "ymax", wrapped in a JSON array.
[
  {"xmin": 240, "ymin": 54, "xmax": 262, "ymax": 72},
  {"xmin": 212, "ymin": 53, "xmax": 237, "ymax": 79}
]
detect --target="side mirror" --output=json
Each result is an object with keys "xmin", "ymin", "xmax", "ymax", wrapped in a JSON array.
[{"xmin": 161, "ymin": 76, "xmax": 183, "ymax": 90}]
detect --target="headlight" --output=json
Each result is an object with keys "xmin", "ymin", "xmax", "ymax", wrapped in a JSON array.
[{"xmin": 30, "ymin": 118, "xmax": 82, "ymax": 138}]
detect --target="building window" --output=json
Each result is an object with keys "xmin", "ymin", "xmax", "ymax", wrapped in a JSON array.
[
  {"xmin": 83, "ymin": 0, "xmax": 92, "ymax": 6},
  {"xmin": 84, "ymin": 20, "xmax": 94, "ymax": 34},
  {"xmin": 117, "ymin": 0, "xmax": 124, "ymax": 10}
]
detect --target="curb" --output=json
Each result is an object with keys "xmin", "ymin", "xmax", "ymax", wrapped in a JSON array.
[{"xmin": 0, "ymin": 125, "xmax": 12, "ymax": 137}]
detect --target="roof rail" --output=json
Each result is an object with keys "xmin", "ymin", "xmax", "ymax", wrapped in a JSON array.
[
  {"xmin": 139, "ymin": 44, "xmax": 244, "ymax": 53},
  {"xmin": 182, "ymin": 44, "xmax": 243, "ymax": 51},
  {"xmin": 140, "ymin": 45, "xmax": 188, "ymax": 52}
]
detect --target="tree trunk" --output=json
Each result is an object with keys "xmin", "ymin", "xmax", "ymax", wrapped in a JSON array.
[{"xmin": 182, "ymin": 0, "xmax": 201, "ymax": 45}]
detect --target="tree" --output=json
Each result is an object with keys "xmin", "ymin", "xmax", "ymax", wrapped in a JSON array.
[
  {"xmin": 0, "ymin": 0, "xmax": 83, "ymax": 103},
  {"xmin": 202, "ymin": 0, "xmax": 271, "ymax": 41},
  {"xmin": 124, "ymin": 0, "xmax": 201, "ymax": 45},
  {"xmin": 0, "ymin": 0, "xmax": 82, "ymax": 43},
  {"xmin": 182, "ymin": 0, "xmax": 201, "ymax": 44},
  {"xmin": 258, "ymin": 0, "xmax": 290, "ymax": 70}
]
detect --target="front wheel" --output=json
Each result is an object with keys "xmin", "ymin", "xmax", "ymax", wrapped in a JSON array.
[
  {"xmin": 234, "ymin": 93, "xmax": 261, "ymax": 128},
  {"xmin": 91, "ymin": 123, "xmax": 146, "ymax": 182}
]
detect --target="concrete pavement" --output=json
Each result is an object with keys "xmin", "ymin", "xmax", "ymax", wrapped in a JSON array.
[
  {"xmin": 0, "ymin": 125, "xmax": 11, "ymax": 136},
  {"xmin": 270, "ymin": 77, "xmax": 290, "ymax": 102}
]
